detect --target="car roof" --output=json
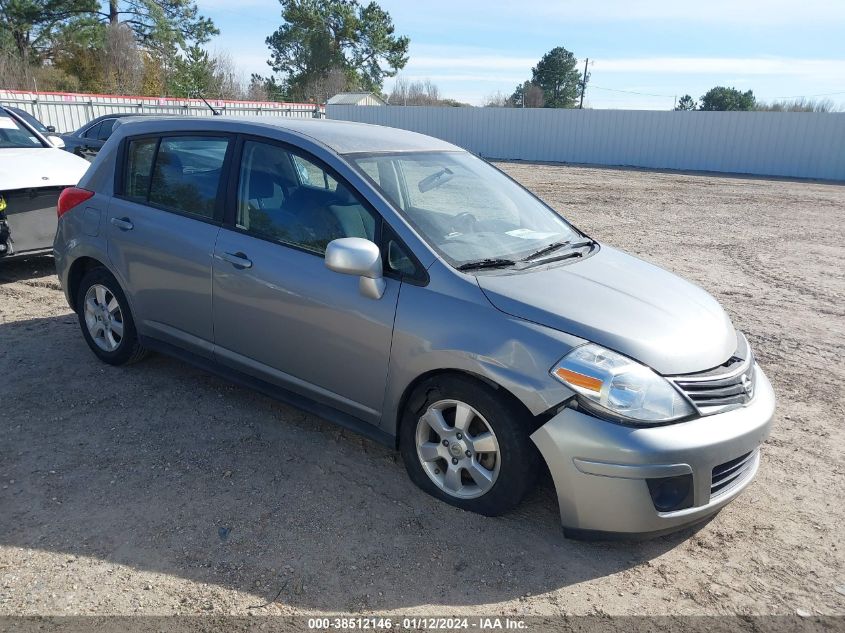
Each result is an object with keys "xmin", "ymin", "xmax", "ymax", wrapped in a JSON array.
[
  {"xmin": 113, "ymin": 115, "xmax": 462, "ymax": 155},
  {"xmin": 74, "ymin": 113, "xmax": 146, "ymax": 133}
]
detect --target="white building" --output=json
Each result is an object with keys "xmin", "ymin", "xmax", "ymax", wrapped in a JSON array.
[{"xmin": 326, "ymin": 92, "xmax": 386, "ymax": 106}]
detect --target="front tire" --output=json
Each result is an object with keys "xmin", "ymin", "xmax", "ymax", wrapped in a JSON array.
[
  {"xmin": 399, "ymin": 375, "xmax": 539, "ymax": 516},
  {"xmin": 76, "ymin": 267, "xmax": 147, "ymax": 366}
]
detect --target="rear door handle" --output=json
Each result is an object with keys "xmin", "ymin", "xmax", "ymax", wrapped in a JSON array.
[
  {"xmin": 110, "ymin": 217, "xmax": 134, "ymax": 231},
  {"xmin": 220, "ymin": 251, "xmax": 253, "ymax": 269}
]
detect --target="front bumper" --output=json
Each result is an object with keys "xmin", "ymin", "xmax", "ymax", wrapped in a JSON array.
[{"xmin": 531, "ymin": 364, "xmax": 775, "ymax": 537}]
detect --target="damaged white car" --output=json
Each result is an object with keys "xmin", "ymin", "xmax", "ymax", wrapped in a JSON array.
[{"xmin": 0, "ymin": 106, "xmax": 90, "ymax": 261}]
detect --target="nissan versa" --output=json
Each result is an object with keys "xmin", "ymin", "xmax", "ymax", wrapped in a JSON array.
[{"xmin": 53, "ymin": 117, "xmax": 775, "ymax": 538}]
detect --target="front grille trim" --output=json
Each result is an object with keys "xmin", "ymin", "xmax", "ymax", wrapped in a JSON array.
[{"xmin": 667, "ymin": 334, "xmax": 757, "ymax": 416}]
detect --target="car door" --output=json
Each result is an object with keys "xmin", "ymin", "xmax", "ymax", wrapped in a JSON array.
[
  {"xmin": 211, "ymin": 138, "xmax": 400, "ymax": 424},
  {"xmin": 108, "ymin": 133, "xmax": 233, "ymax": 358}
]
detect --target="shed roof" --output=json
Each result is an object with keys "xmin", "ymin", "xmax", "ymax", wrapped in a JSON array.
[{"xmin": 326, "ymin": 92, "xmax": 386, "ymax": 105}]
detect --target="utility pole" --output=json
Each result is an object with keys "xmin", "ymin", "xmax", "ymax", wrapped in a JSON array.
[{"xmin": 579, "ymin": 58, "xmax": 589, "ymax": 109}]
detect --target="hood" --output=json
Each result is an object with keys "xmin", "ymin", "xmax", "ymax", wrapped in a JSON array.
[
  {"xmin": 0, "ymin": 147, "xmax": 90, "ymax": 191},
  {"xmin": 476, "ymin": 245, "xmax": 737, "ymax": 375}
]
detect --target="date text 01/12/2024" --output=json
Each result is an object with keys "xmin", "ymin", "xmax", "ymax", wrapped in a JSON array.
[{"xmin": 307, "ymin": 617, "xmax": 527, "ymax": 630}]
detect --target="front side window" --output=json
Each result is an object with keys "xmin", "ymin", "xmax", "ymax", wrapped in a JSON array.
[
  {"xmin": 0, "ymin": 110, "xmax": 45, "ymax": 149},
  {"xmin": 351, "ymin": 151, "xmax": 581, "ymax": 267},
  {"xmin": 122, "ymin": 135, "xmax": 229, "ymax": 220},
  {"xmin": 236, "ymin": 140, "xmax": 376, "ymax": 254}
]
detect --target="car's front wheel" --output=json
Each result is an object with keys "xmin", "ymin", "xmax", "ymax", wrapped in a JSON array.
[
  {"xmin": 399, "ymin": 375, "xmax": 540, "ymax": 516},
  {"xmin": 76, "ymin": 267, "xmax": 147, "ymax": 366}
]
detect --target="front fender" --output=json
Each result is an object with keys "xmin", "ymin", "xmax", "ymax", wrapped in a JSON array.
[{"xmin": 380, "ymin": 268, "xmax": 581, "ymax": 436}]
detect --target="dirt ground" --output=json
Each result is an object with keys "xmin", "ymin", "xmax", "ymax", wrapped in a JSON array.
[{"xmin": 1, "ymin": 164, "xmax": 843, "ymax": 619}]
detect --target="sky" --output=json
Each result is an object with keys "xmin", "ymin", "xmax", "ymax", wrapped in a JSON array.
[{"xmin": 196, "ymin": 0, "xmax": 845, "ymax": 109}]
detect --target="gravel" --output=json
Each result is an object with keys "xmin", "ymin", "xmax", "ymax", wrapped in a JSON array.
[{"xmin": 0, "ymin": 163, "xmax": 843, "ymax": 617}]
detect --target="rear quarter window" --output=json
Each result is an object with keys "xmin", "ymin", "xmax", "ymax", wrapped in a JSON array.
[{"xmin": 124, "ymin": 138, "xmax": 157, "ymax": 201}]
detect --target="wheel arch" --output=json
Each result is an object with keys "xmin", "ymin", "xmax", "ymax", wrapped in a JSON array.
[
  {"xmin": 391, "ymin": 369, "xmax": 543, "ymax": 449},
  {"xmin": 67, "ymin": 256, "xmax": 109, "ymax": 312}
]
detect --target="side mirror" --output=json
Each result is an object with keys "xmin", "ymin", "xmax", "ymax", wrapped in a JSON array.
[
  {"xmin": 47, "ymin": 135, "xmax": 65, "ymax": 149},
  {"xmin": 325, "ymin": 237, "xmax": 385, "ymax": 300}
]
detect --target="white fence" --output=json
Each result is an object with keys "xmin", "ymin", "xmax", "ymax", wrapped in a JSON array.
[
  {"xmin": 1, "ymin": 90, "xmax": 324, "ymax": 133},
  {"xmin": 328, "ymin": 105, "xmax": 845, "ymax": 181}
]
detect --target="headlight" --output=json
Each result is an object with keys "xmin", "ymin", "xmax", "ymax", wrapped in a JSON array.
[{"xmin": 551, "ymin": 344, "xmax": 694, "ymax": 424}]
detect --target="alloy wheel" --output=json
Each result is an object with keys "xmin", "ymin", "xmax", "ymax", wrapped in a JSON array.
[
  {"xmin": 83, "ymin": 284, "xmax": 124, "ymax": 352},
  {"xmin": 415, "ymin": 399, "xmax": 501, "ymax": 499}
]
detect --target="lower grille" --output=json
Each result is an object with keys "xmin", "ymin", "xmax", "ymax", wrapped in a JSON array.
[{"xmin": 711, "ymin": 450, "xmax": 757, "ymax": 498}]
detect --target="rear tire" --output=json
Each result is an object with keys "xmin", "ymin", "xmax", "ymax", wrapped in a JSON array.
[
  {"xmin": 399, "ymin": 375, "xmax": 539, "ymax": 516},
  {"xmin": 76, "ymin": 267, "xmax": 147, "ymax": 366}
]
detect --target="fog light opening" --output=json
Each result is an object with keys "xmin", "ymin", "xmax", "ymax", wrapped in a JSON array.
[{"xmin": 646, "ymin": 474, "xmax": 694, "ymax": 512}]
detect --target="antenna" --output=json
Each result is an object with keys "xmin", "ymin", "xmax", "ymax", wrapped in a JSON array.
[{"xmin": 195, "ymin": 93, "xmax": 221, "ymax": 116}]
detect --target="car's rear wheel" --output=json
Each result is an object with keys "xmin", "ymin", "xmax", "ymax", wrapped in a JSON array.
[
  {"xmin": 76, "ymin": 267, "xmax": 147, "ymax": 365},
  {"xmin": 399, "ymin": 375, "xmax": 539, "ymax": 516}
]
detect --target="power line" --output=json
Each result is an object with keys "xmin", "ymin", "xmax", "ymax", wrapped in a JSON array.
[
  {"xmin": 771, "ymin": 90, "xmax": 845, "ymax": 99},
  {"xmin": 589, "ymin": 85, "xmax": 675, "ymax": 98}
]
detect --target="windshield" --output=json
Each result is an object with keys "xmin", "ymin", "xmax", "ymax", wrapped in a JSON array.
[
  {"xmin": 12, "ymin": 108, "xmax": 49, "ymax": 135},
  {"xmin": 0, "ymin": 110, "xmax": 46, "ymax": 149},
  {"xmin": 351, "ymin": 151, "xmax": 581, "ymax": 267}
]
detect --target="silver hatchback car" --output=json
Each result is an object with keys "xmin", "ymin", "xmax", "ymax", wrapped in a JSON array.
[{"xmin": 54, "ymin": 117, "xmax": 775, "ymax": 538}]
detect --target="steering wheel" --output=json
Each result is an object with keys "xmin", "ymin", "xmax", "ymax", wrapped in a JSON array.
[{"xmin": 451, "ymin": 212, "xmax": 478, "ymax": 234}]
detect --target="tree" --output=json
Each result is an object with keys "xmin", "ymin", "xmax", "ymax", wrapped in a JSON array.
[
  {"xmin": 265, "ymin": 0, "xmax": 409, "ymax": 102},
  {"xmin": 482, "ymin": 91, "xmax": 509, "ymax": 107},
  {"xmin": 699, "ymin": 86, "xmax": 756, "ymax": 111},
  {"xmin": 675, "ymin": 94, "xmax": 697, "ymax": 111},
  {"xmin": 169, "ymin": 44, "xmax": 215, "ymax": 97},
  {"xmin": 531, "ymin": 46, "xmax": 582, "ymax": 108},
  {"xmin": 101, "ymin": 0, "xmax": 217, "ymax": 52},
  {"xmin": 755, "ymin": 98, "xmax": 838, "ymax": 112},
  {"xmin": 510, "ymin": 81, "xmax": 543, "ymax": 107},
  {"xmin": 389, "ymin": 77, "xmax": 441, "ymax": 105},
  {"xmin": 101, "ymin": 22, "xmax": 144, "ymax": 93},
  {"xmin": 0, "ymin": 0, "xmax": 97, "ymax": 60},
  {"xmin": 248, "ymin": 73, "xmax": 289, "ymax": 101}
]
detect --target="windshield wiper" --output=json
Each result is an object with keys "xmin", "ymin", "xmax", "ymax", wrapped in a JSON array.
[
  {"xmin": 520, "ymin": 238, "xmax": 594, "ymax": 262},
  {"xmin": 522, "ymin": 251, "xmax": 585, "ymax": 268},
  {"xmin": 521, "ymin": 240, "xmax": 570, "ymax": 261},
  {"xmin": 457, "ymin": 258, "xmax": 516, "ymax": 271}
]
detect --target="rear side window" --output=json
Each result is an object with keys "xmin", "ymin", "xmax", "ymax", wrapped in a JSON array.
[
  {"xmin": 82, "ymin": 122, "xmax": 101, "ymax": 139},
  {"xmin": 122, "ymin": 135, "xmax": 230, "ymax": 220},
  {"xmin": 96, "ymin": 119, "xmax": 117, "ymax": 141}
]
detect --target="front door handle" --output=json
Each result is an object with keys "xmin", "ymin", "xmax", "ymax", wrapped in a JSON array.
[
  {"xmin": 110, "ymin": 217, "xmax": 134, "ymax": 231},
  {"xmin": 220, "ymin": 251, "xmax": 253, "ymax": 269}
]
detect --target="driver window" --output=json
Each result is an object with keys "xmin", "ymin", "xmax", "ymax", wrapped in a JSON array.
[{"xmin": 236, "ymin": 141, "xmax": 378, "ymax": 255}]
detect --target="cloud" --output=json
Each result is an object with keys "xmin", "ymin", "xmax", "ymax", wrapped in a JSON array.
[
  {"xmin": 502, "ymin": 0, "xmax": 845, "ymax": 25},
  {"xmin": 407, "ymin": 55, "xmax": 537, "ymax": 71},
  {"xmin": 594, "ymin": 58, "xmax": 845, "ymax": 81}
]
